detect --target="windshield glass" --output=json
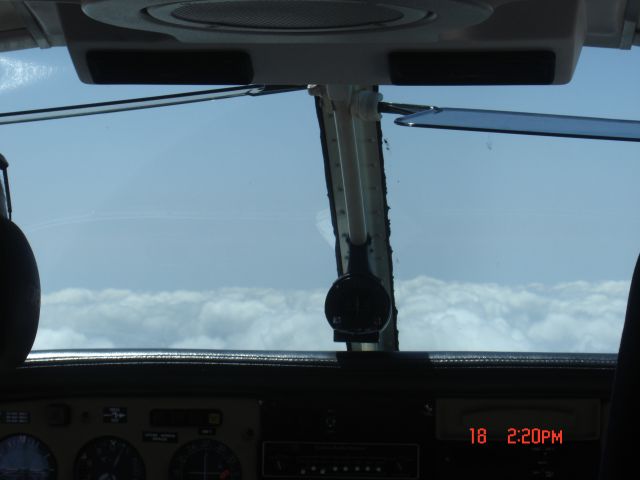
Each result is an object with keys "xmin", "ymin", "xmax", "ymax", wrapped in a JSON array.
[
  {"xmin": 2, "ymin": 46, "xmax": 638, "ymax": 352},
  {"xmin": 2, "ymin": 48, "xmax": 337, "ymax": 350},
  {"xmin": 382, "ymin": 47, "xmax": 640, "ymax": 352}
]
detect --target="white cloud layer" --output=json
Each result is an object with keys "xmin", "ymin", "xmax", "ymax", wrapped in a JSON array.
[
  {"xmin": 395, "ymin": 277, "xmax": 627, "ymax": 352},
  {"xmin": 33, "ymin": 277, "xmax": 628, "ymax": 353}
]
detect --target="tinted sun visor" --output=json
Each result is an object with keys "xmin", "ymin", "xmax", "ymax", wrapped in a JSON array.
[
  {"xmin": 87, "ymin": 50, "xmax": 253, "ymax": 84},
  {"xmin": 48, "ymin": 0, "xmax": 589, "ymax": 85},
  {"xmin": 389, "ymin": 51, "xmax": 557, "ymax": 85}
]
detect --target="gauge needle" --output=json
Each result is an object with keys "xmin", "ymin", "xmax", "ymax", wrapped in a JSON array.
[
  {"xmin": 114, "ymin": 445, "xmax": 125, "ymax": 468},
  {"xmin": 204, "ymin": 452, "xmax": 207, "ymax": 480}
]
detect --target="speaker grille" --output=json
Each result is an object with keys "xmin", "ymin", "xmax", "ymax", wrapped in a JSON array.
[{"xmin": 169, "ymin": 1, "xmax": 404, "ymax": 30}]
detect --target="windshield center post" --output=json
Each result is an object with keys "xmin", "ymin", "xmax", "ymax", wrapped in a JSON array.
[{"xmin": 311, "ymin": 85, "xmax": 397, "ymax": 349}]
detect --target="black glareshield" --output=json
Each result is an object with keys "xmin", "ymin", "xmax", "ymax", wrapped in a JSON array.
[
  {"xmin": 325, "ymin": 240, "xmax": 391, "ymax": 343},
  {"xmin": 0, "ymin": 159, "xmax": 40, "ymax": 368}
]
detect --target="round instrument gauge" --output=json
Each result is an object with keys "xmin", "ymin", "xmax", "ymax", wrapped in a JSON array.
[
  {"xmin": 169, "ymin": 439, "xmax": 241, "ymax": 480},
  {"xmin": 74, "ymin": 436, "xmax": 145, "ymax": 480},
  {"xmin": 0, "ymin": 433, "xmax": 57, "ymax": 479}
]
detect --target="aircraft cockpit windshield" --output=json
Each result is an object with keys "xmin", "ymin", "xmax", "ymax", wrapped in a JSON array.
[
  {"xmin": 3, "ymin": 2, "xmax": 640, "ymax": 480},
  {"xmin": 1, "ymin": 45, "xmax": 639, "ymax": 353}
]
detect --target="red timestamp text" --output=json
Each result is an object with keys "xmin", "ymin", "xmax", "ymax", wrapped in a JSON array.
[
  {"xmin": 469, "ymin": 427, "xmax": 563, "ymax": 445},
  {"xmin": 507, "ymin": 427, "xmax": 563, "ymax": 445}
]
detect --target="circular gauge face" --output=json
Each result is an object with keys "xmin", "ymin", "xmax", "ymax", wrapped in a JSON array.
[
  {"xmin": 0, "ymin": 433, "xmax": 57, "ymax": 479},
  {"xmin": 74, "ymin": 436, "xmax": 145, "ymax": 480},
  {"xmin": 169, "ymin": 439, "xmax": 241, "ymax": 480}
]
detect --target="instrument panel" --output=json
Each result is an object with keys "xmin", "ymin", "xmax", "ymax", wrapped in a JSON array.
[
  {"xmin": 0, "ymin": 395, "xmax": 603, "ymax": 480},
  {"xmin": 0, "ymin": 397, "xmax": 259, "ymax": 479}
]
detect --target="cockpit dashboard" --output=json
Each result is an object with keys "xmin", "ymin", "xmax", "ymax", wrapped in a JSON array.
[{"xmin": 1, "ymin": 351, "xmax": 613, "ymax": 479}]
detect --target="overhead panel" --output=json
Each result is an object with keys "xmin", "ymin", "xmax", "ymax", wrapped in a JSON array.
[
  {"xmin": 46, "ymin": 0, "xmax": 587, "ymax": 85},
  {"xmin": 5, "ymin": 1, "xmax": 639, "ymax": 83}
]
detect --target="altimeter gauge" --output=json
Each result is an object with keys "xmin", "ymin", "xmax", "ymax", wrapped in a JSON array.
[
  {"xmin": 0, "ymin": 433, "xmax": 57, "ymax": 479},
  {"xmin": 74, "ymin": 436, "xmax": 145, "ymax": 480},
  {"xmin": 169, "ymin": 439, "xmax": 242, "ymax": 480}
]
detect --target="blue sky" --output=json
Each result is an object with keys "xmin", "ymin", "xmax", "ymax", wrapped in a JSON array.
[{"xmin": 1, "ymin": 46, "xmax": 639, "ymax": 351}]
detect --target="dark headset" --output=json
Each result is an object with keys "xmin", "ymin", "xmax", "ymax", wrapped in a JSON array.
[{"xmin": 0, "ymin": 154, "xmax": 40, "ymax": 368}]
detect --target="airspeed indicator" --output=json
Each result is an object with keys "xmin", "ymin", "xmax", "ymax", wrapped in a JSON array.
[
  {"xmin": 0, "ymin": 434, "xmax": 57, "ymax": 480},
  {"xmin": 74, "ymin": 436, "xmax": 145, "ymax": 480}
]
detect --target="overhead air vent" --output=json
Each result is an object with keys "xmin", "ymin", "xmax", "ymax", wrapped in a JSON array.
[
  {"xmin": 82, "ymin": 0, "xmax": 451, "ymax": 37},
  {"xmin": 146, "ymin": 0, "xmax": 431, "ymax": 32}
]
